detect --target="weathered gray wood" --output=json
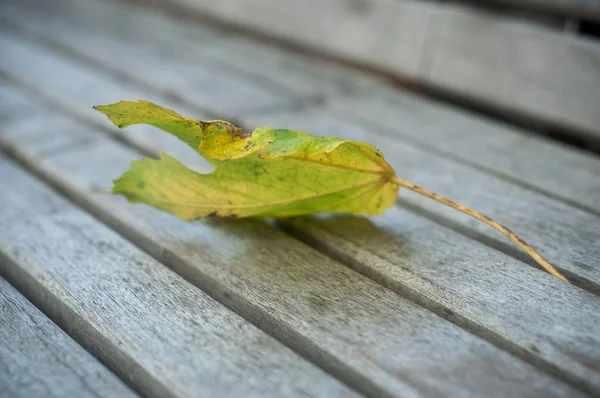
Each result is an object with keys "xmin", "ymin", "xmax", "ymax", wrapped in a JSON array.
[
  {"xmin": 148, "ymin": 0, "xmax": 433, "ymax": 77},
  {"xmin": 45, "ymin": 92, "xmax": 600, "ymax": 394},
  {"xmin": 0, "ymin": 157, "xmax": 356, "ymax": 397},
  {"xmin": 480, "ymin": 0, "xmax": 600, "ymax": 21},
  {"xmin": 331, "ymin": 86, "xmax": 600, "ymax": 215},
  {"xmin": 1, "ymin": 20, "xmax": 599, "ymax": 391},
  {"xmin": 422, "ymin": 2, "xmax": 600, "ymax": 142},
  {"xmin": 0, "ymin": 87, "xmax": 586, "ymax": 398},
  {"xmin": 0, "ymin": 5, "xmax": 596, "ymax": 392},
  {"xmin": 1, "ymin": 0, "xmax": 599, "ymax": 296},
  {"xmin": 0, "ymin": 6, "xmax": 292, "ymax": 117},
  {"xmin": 123, "ymin": 0, "xmax": 600, "ymax": 139},
  {"xmin": 0, "ymin": 34, "xmax": 216, "ymax": 167},
  {"xmin": 0, "ymin": 278, "xmax": 138, "ymax": 398},
  {"xmin": 0, "ymin": 0, "xmax": 385, "ymax": 98}
]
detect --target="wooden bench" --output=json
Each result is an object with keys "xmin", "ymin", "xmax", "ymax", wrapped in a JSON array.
[{"xmin": 0, "ymin": 0, "xmax": 599, "ymax": 396}]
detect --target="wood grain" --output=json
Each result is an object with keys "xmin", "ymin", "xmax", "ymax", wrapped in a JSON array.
[
  {"xmin": 422, "ymin": 2, "xmax": 600, "ymax": 141},
  {"xmin": 0, "ymin": 2, "xmax": 293, "ymax": 117},
  {"xmin": 5, "ymin": 0, "xmax": 599, "ymax": 215},
  {"xmin": 0, "ymin": 155, "xmax": 357, "ymax": 398},
  {"xmin": 148, "ymin": 0, "xmax": 433, "ymax": 77},
  {"xmin": 0, "ymin": 0, "xmax": 385, "ymax": 99},
  {"xmin": 0, "ymin": 278, "xmax": 138, "ymax": 398},
  {"xmin": 1, "ymin": 4, "xmax": 599, "ymax": 393},
  {"xmin": 0, "ymin": 85, "xmax": 586, "ymax": 398}
]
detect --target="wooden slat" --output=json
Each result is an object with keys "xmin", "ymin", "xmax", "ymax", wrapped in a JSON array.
[
  {"xmin": 149, "ymin": 0, "xmax": 433, "ymax": 77},
  {"xmin": 0, "ymin": 154, "xmax": 354, "ymax": 398},
  {"xmin": 0, "ymin": 278, "xmax": 137, "ymax": 398},
  {"xmin": 1, "ymin": 9, "xmax": 599, "ymax": 391},
  {"xmin": 2, "ymin": 11, "xmax": 599, "ymax": 292},
  {"xmin": 0, "ymin": 86, "xmax": 586, "ymax": 398},
  {"xmin": 480, "ymin": 0, "xmax": 600, "ymax": 21},
  {"xmin": 1, "ymin": 0, "xmax": 385, "ymax": 99},
  {"xmin": 0, "ymin": 0, "xmax": 385, "ymax": 118},
  {"xmin": 422, "ymin": 2, "xmax": 600, "ymax": 142},
  {"xmin": 0, "ymin": 5, "xmax": 293, "ymax": 118},
  {"xmin": 123, "ymin": 0, "xmax": 600, "ymax": 140}
]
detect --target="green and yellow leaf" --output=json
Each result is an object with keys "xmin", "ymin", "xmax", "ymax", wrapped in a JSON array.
[
  {"xmin": 95, "ymin": 100, "xmax": 399, "ymax": 219},
  {"xmin": 94, "ymin": 99, "xmax": 571, "ymax": 282}
]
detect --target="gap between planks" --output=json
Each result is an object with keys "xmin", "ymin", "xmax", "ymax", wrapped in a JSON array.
[
  {"xmin": 0, "ymin": 108, "xmax": 398, "ymax": 397},
  {"xmin": 0, "ymin": 276, "xmax": 139, "ymax": 398}
]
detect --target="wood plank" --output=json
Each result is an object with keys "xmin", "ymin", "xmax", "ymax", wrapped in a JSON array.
[
  {"xmin": 0, "ymin": 0, "xmax": 385, "ymax": 98},
  {"xmin": 0, "ymin": 86, "xmax": 586, "ymax": 398},
  {"xmin": 0, "ymin": 5, "xmax": 293, "ymax": 118},
  {"xmin": 5, "ymin": 14, "xmax": 596, "ymax": 294},
  {"xmin": 0, "ymin": 35, "xmax": 216, "ymax": 167},
  {"xmin": 0, "ymin": 156, "xmax": 355, "ymax": 398},
  {"xmin": 114, "ymin": 0, "xmax": 600, "ymax": 140},
  {"xmin": 422, "ymin": 2, "xmax": 600, "ymax": 142},
  {"xmin": 0, "ymin": 278, "xmax": 138, "ymax": 398},
  {"xmin": 330, "ymin": 86, "xmax": 600, "ymax": 216},
  {"xmin": 480, "ymin": 0, "xmax": 600, "ymax": 21},
  {"xmin": 145, "ymin": 0, "xmax": 433, "ymax": 77}
]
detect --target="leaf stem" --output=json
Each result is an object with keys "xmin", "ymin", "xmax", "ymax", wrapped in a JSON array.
[{"xmin": 391, "ymin": 176, "xmax": 569, "ymax": 283}]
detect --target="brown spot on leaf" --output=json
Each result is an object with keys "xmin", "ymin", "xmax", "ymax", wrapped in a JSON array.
[{"xmin": 206, "ymin": 211, "xmax": 218, "ymax": 218}]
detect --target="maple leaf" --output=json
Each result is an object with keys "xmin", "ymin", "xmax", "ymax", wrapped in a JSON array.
[{"xmin": 94, "ymin": 100, "xmax": 568, "ymax": 283}]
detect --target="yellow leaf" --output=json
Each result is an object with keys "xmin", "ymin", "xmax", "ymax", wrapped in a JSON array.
[
  {"xmin": 94, "ymin": 100, "xmax": 569, "ymax": 282},
  {"xmin": 95, "ymin": 100, "xmax": 399, "ymax": 219}
]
